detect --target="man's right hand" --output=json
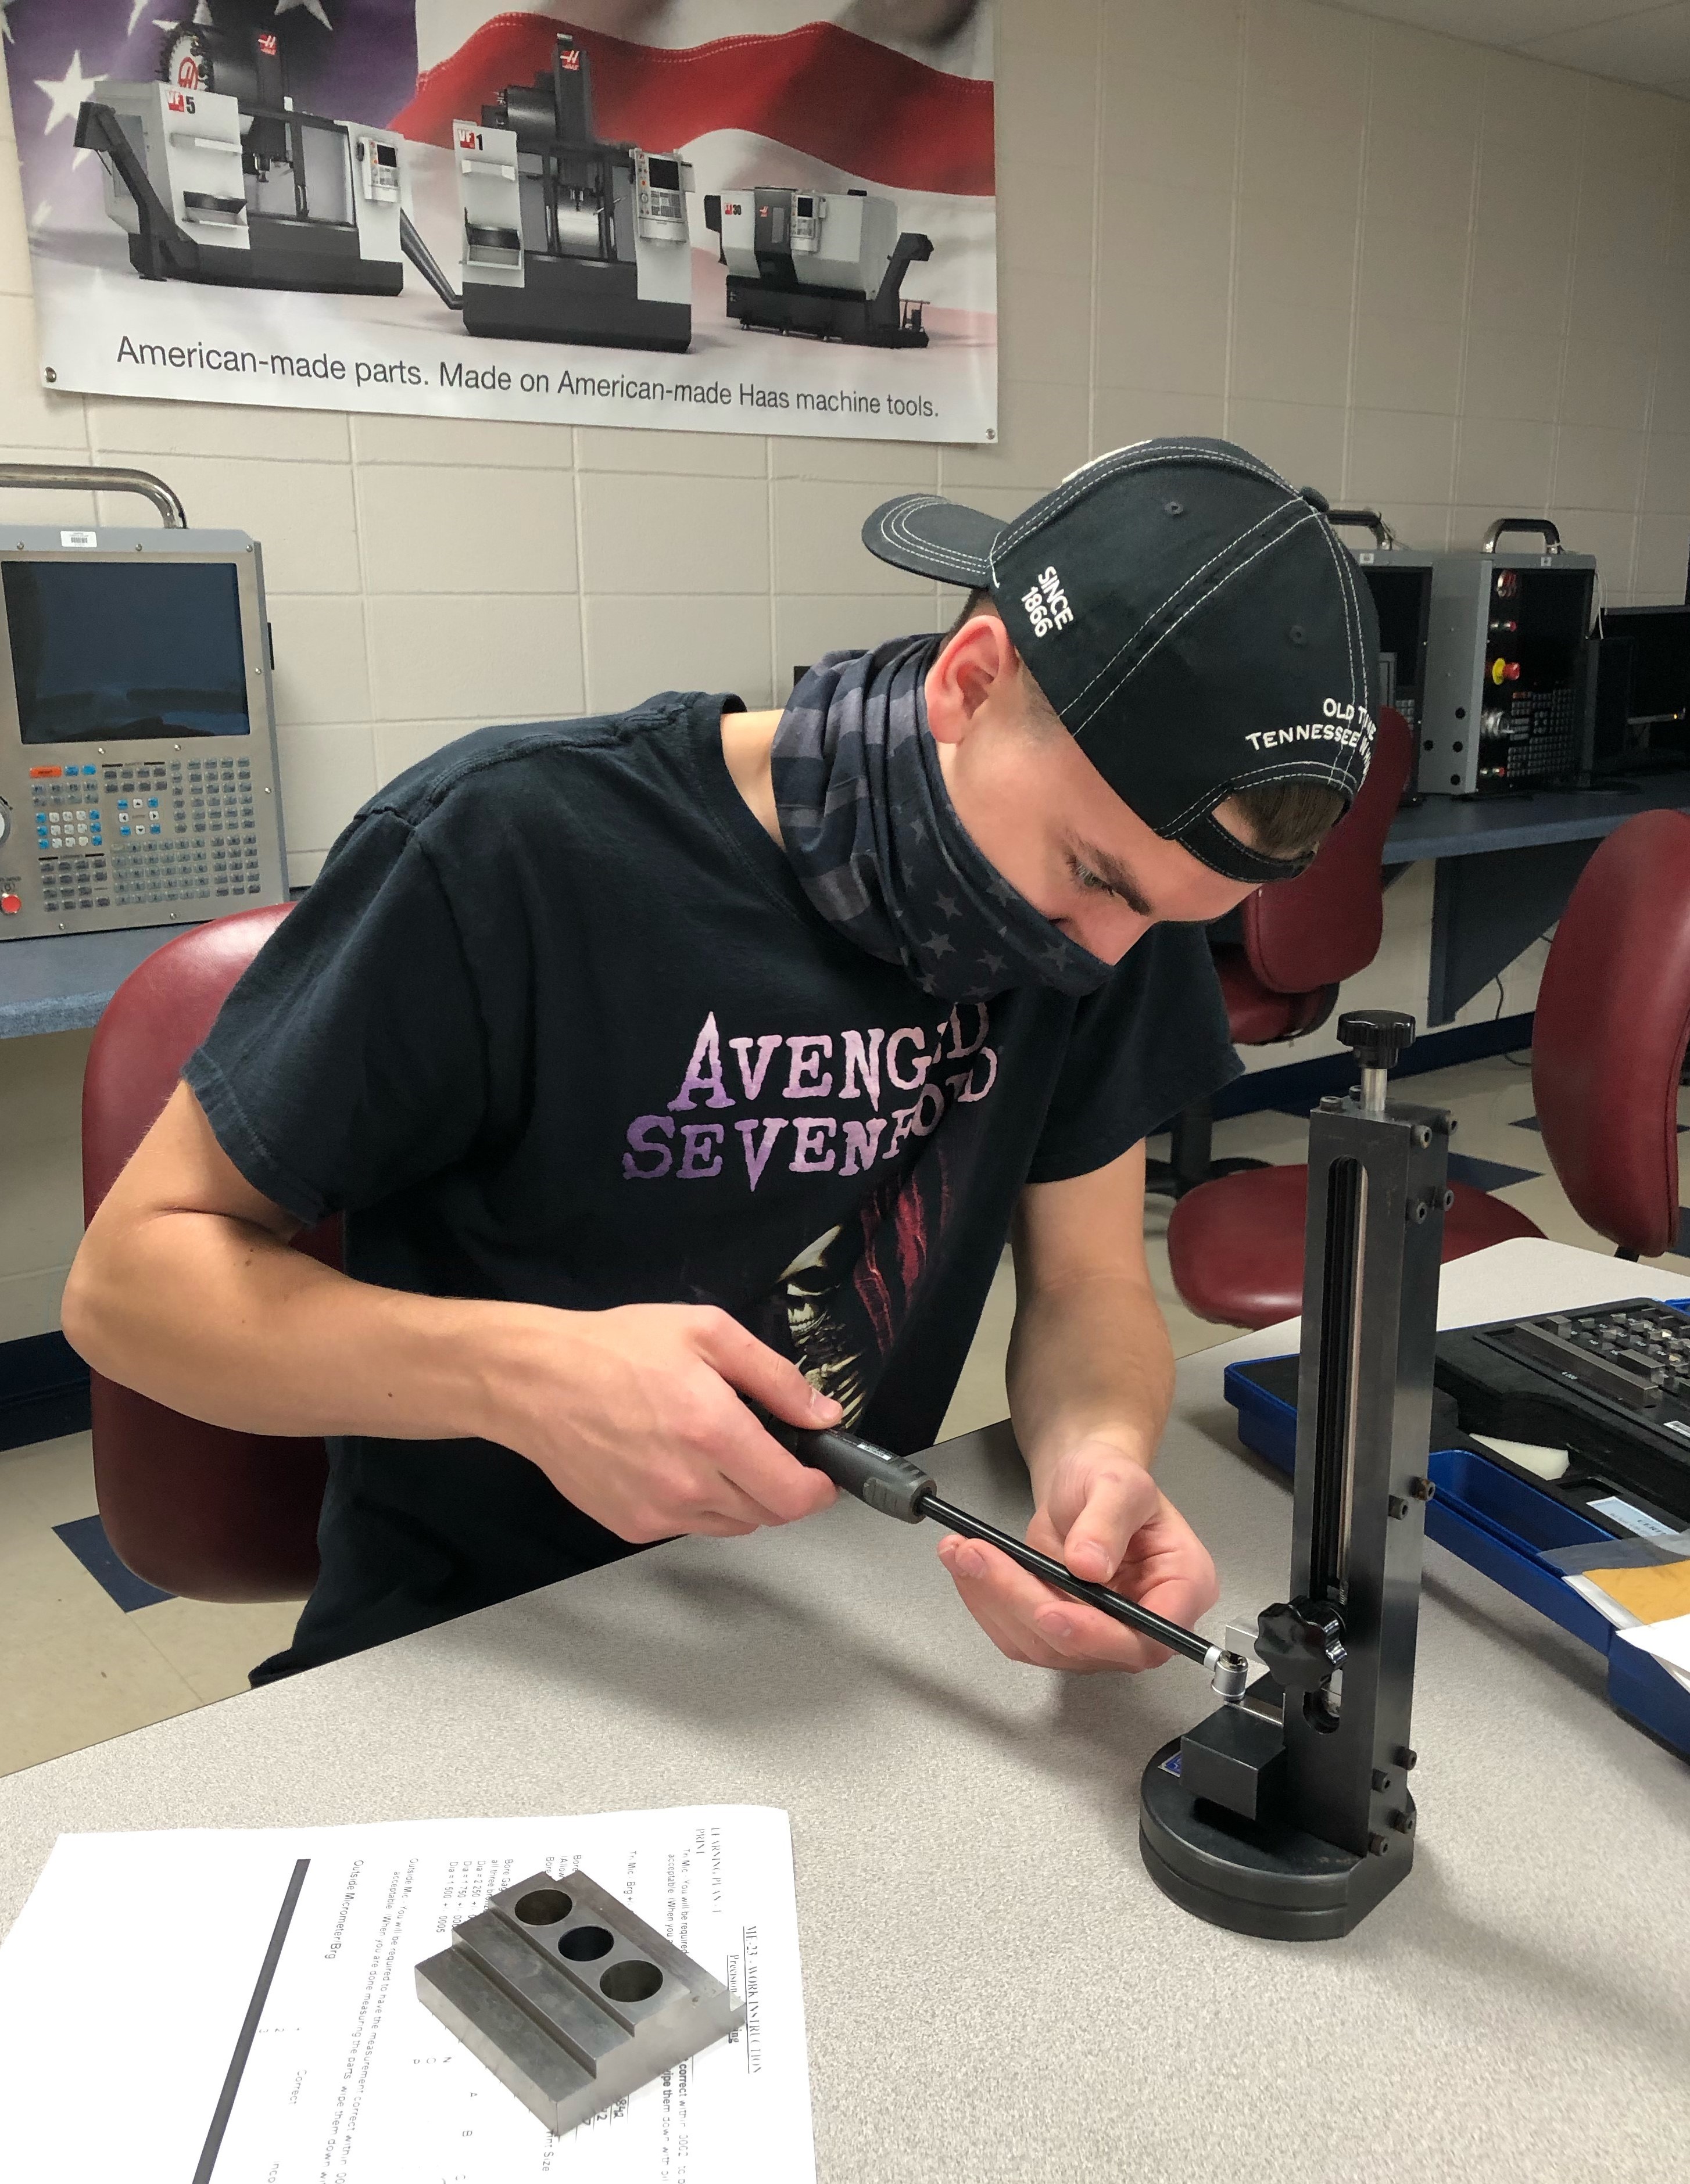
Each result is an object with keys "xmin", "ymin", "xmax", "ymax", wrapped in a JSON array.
[
  {"xmin": 489, "ymin": 1301, "xmax": 843, "ymax": 1542},
  {"xmin": 65, "ymin": 1086, "xmax": 844, "ymax": 1547}
]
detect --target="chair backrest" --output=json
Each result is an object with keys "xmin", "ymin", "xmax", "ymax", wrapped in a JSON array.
[
  {"xmin": 1238, "ymin": 706, "xmax": 1415, "ymax": 995},
  {"xmin": 1533, "ymin": 809, "xmax": 1690, "ymax": 1260},
  {"xmin": 81, "ymin": 903, "xmax": 334, "ymax": 1602}
]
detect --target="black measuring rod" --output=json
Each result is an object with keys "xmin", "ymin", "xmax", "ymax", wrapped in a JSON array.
[{"xmin": 767, "ymin": 1418, "xmax": 1245, "ymax": 1692}]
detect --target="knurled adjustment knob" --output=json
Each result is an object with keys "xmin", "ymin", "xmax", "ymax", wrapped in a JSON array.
[
  {"xmin": 1337, "ymin": 1007, "xmax": 1416, "ymax": 1072},
  {"xmin": 1255, "ymin": 1597, "xmax": 1348, "ymax": 1694}
]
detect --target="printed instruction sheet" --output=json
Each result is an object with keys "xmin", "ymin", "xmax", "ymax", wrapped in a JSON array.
[{"xmin": 0, "ymin": 1804, "xmax": 813, "ymax": 2184}]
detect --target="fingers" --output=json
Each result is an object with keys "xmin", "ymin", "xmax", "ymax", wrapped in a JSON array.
[
  {"xmin": 1048, "ymin": 1459, "xmax": 1159, "ymax": 1586},
  {"xmin": 1120, "ymin": 1548, "xmax": 1219, "ymax": 1636},
  {"xmin": 668, "ymin": 1336, "xmax": 838, "ymax": 1527},
  {"xmin": 696, "ymin": 1308, "xmax": 843, "ymax": 1429},
  {"xmin": 936, "ymin": 1534, "xmax": 1173, "ymax": 1674}
]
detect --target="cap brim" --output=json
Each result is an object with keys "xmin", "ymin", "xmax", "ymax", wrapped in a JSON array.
[{"xmin": 862, "ymin": 494, "xmax": 1004, "ymax": 587}]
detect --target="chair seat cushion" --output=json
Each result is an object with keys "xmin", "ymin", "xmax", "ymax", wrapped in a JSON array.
[
  {"xmin": 1212, "ymin": 948, "xmax": 1333, "ymax": 1046},
  {"xmin": 1166, "ymin": 1164, "xmax": 1545, "ymax": 1331}
]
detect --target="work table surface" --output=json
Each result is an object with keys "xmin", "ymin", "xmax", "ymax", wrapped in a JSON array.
[
  {"xmin": 1383, "ymin": 768, "xmax": 1690, "ymax": 861},
  {"xmin": 1, "ymin": 1239, "xmax": 1685, "ymax": 2182}
]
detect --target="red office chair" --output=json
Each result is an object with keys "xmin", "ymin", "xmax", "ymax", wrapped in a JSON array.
[
  {"xmin": 1533, "ymin": 809, "xmax": 1690, "ymax": 1260},
  {"xmin": 81, "ymin": 903, "xmax": 335, "ymax": 1600},
  {"xmin": 1148, "ymin": 707, "xmax": 1416, "ymax": 1196},
  {"xmin": 1166, "ymin": 809, "xmax": 1690, "ymax": 1327}
]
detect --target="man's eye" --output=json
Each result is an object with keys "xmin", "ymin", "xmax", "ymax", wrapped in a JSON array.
[{"xmin": 1074, "ymin": 863, "xmax": 1111, "ymax": 893}]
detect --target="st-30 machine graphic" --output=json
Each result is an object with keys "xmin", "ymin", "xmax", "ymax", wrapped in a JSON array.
[
  {"xmin": 704, "ymin": 188, "xmax": 930, "ymax": 349},
  {"xmin": 74, "ymin": 11, "xmax": 936, "ymax": 358}
]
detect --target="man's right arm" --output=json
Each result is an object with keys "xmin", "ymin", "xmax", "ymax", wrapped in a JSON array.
[{"xmin": 62, "ymin": 1082, "xmax": 840, "ymax": 1542}]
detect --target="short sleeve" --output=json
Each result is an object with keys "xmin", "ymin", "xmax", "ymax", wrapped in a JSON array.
[
  {"xmin": 1025, "ymin": 923, "xmax": 1241, "ymax": 1184},
  {"xmin": 182, "ymin": 810, "xmax": 490, "ymax": 1225}
]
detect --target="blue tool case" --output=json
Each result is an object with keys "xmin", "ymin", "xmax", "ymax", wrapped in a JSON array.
[{"xmin": 1223, "ymin": 1330, "xmax": 1690, "ymax": 1762}]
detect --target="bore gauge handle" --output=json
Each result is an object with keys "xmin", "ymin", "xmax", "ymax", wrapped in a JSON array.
[{"xmin": 768, "ymin": 1421, "xmax": 936, "ymax": 1522}]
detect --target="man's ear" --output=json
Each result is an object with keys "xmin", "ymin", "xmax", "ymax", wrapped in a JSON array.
[{"xmin": 925, "ymin": 613, "xmax": 1021, "ymax": 747}]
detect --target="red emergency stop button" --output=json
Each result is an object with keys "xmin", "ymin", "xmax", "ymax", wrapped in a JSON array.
[{"xmin": 1, "ymin": 893, "xmax": 22, "ymax": 916}]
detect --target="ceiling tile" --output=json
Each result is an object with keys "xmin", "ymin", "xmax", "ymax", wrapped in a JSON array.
[
  {"xmin": 1320, "ymin": 0, "xmax": 1690, "ymax": 99},
  {"xmin": 1521, "ymin": 5, "xmax": 1690, "ymax": 80},
  {"xmin": 1324, "ymin": 3, "xmax": 1643, "ymax": 42}
]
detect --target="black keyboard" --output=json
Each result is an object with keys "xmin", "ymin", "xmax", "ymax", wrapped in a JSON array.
[{"xmin": 1437, "ymin": 1298, "xmax": 1690, "ymax": 1530}]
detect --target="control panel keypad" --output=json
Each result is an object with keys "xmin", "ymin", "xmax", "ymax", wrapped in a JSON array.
[
  {"xmin": 40, "ymin": 853, "xmax": 110, "ymax": 915},
  {"xmin": 23, "ymin": 753, "xmax": 264, "ymax": 921}
]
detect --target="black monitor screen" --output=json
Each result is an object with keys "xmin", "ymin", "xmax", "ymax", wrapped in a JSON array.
[
  {"xmin": 2, "ymin": 559, "xmax": 251, "ymax": 744},
  {"xmin": 646, "ymin": 157, "xmax": 681, "ymax": 192},
  {"xmin": 1601, "ymin": 605, "xmax": 1690, "ymax": 723}
]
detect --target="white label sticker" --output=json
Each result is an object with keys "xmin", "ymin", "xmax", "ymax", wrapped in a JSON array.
[
  {"xmin": 59, "ymin": 529, "xmax": 96, "ymax": 549},
  {"xmin": 1588, "ymin": 1494, "xmax": 1677, "ymax": 1540}
]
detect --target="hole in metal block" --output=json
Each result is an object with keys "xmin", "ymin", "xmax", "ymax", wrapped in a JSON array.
[
  {"xmin": 514, "ymin": 1888, "xmax": 573, "ymax": 1925},
  {"xmin": 558, "ymin": 1924, "xmax": 615, "ymax": 1961},
  {"xmin": 600, "ymin": 1960, "xmax": 664, "ymax": 2003}
]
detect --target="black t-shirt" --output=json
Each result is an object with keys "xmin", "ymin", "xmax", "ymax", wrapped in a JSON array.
[{"xmin": 185, "ymin": 691, "xmax": 1239, "ymax": 1677}]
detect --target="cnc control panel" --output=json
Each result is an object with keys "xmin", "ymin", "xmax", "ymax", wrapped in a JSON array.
[{"xmin": 0, "ymin": 528, "xmax": 288, "ymax": 940}]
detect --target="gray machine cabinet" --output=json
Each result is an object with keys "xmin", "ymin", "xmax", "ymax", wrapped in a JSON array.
[
  {"xmin": 1419, "ymin": 519, "xmax": 1596, "ymax": 797},
  {"xmin": 0, "ymin": 526, "xmax": 289, "ymax": 941}
]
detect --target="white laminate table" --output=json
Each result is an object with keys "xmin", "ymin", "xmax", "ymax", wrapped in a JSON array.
[{"xmin": 2, "ymin": 1239, "xmax": 1687, "ymax": 2182}]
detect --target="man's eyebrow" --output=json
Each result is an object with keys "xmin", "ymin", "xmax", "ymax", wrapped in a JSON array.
[{"xmin": 1073, "ymin": 840, "xmax": 1154, "ymax": 916}]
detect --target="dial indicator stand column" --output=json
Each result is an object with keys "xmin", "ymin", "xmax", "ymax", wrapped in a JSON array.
[{"xmin": 1138, "ymin": 1010, "xmax": 1451, "ymax": 1940}]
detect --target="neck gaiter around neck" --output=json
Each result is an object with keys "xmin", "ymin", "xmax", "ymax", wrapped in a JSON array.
[{"xmin": 771, "ymin": 636, "xmax": 1113, "ymax": 1005}]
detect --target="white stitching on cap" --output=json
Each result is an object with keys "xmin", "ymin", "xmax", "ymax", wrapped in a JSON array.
[
  {"xmin": 1170, "ymin": 522, "xmax": 1372, "ymax": 824},
  {"xmin": 1159, "ymin": 747, "xmax": 1358, "ymax": 836},
  {"xmin": 1068, "ymin": 511, "xmax": 1317, "ymax": 735},
  {"xmin": 987, "ymin": 442, "xmax": 1291, "ymax": 572},
  {"xmin": 1059, "ymin": 439, "xmax": 1152, "ymax": 484},
  {"xmin": 1313, "ymin": 512, "xmax": 1368, "ymax": 722},
  {"xmin": 1061, "ymin": 502, "xmax": 1295, "ymax": 718},
  {"xmin": 991, "ymin": 444, "xmax": 1283, "ymax": 564},
  {"xmin": 877, "ymin": 495, "xmax": 989, "ymax": 576}
]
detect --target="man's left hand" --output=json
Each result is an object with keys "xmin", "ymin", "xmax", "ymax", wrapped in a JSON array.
[{"xmin": 936, "ymin": 1435, "xmax": 1218, "ymax": 1673}]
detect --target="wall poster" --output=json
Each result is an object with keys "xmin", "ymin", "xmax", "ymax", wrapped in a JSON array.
[{"xmin": 5, "ymin": 2, "xmax": 997, "ymax": 444}]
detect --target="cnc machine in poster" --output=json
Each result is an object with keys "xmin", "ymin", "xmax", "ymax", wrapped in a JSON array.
[{"xmin": 6, "ymin": 1, "xmax": 997, "ymax": 444}]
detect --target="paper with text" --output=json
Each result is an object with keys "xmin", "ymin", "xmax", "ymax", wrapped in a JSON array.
[{"xmin": 0, "ymin": 1805, "xmax": 813, "ymax": 2184}]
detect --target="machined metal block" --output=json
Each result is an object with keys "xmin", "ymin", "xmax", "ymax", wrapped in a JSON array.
[
  {"xmin": 1179, "ymin": 1703, "xmax": 1287, "ymax": 1823},
  {"xmin": 415, "ymin": 1867, "xmax": 745, "ymax": 2135}
]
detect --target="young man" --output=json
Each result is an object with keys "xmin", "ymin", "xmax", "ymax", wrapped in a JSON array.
[{"xmin": 65, "ymin": 438, "xmax": 1378, "ymax": 1684}]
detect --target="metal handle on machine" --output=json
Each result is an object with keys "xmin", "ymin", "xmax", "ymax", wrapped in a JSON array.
[
  {"xmin": 1482, "ymin": 516, "xmax": 1560, "ymax": 555},
  {"xmin": 0, "ymin": 462, "xmax": 187, "ymax": 528},
  {"xmin": 1327, "ymin": 508, "xmax": 1397, "ymax": 549}
]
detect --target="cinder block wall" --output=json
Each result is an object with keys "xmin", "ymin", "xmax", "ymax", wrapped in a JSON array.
[{"xmin": 1, "ymin": 0, "xmax": 1687, "ymax": 1338}]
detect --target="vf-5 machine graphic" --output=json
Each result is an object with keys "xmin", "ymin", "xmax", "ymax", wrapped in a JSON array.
[{"xmin": 76, "ymin": 13, "xmax": 409, "ymax": 296}]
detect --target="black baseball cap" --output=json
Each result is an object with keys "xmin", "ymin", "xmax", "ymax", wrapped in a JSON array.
[{"xmin": 862, "ymin": 437, "xmax": 1379, "ymax": 883}]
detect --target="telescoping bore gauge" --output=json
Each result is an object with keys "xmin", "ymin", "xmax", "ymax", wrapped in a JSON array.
[
  {"xmin": 775, "ymin": 1009, "xmax": 1450, "ymax": 1942},
  {"xmin": 765, "ymin": 1416, "xmax": 1254, "ymax": 1704}
]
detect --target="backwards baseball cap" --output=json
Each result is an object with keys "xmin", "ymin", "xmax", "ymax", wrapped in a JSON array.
[{"xmin": 862, "ymin": 437, "xmax": 1379, "ymax": 884}]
